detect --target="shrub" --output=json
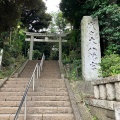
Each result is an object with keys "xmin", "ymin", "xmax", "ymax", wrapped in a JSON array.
[
  {"xmin": 2, "ymin": 51, "xmax": 15, "ymax": 67},
  {"xmin": 100, "ymin": 54, "xmax": 120, "ymax": 77},
  {"xmin": 33, "ymin": 50, "xmax": 42, "ymax": 60},
  {"xmin": 62, "ymin": 53, "xmax": 71, "ymax": 64},
  {"xmin": 50, "ymin": 50, "xmax": 59, "ymax": 60}
]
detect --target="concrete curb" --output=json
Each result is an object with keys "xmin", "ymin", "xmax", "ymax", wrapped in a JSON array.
[
  {"xmin": 64, "ymin": 78, "xmax": 83, "ymax": 120},
  {"xmin": 0, "ymin": 60, "xmax": 29, "ymax": 88},
  {"xmin": 60, "ymin": 63, "xmax": 82, "ymax": 120},
  {"xmin": 0, "ymin": 77, "xmax": 8, "ymax": 88},
  {"xmin": 11, "ymin": 60, "xmax": 29, "ymax": 78}
]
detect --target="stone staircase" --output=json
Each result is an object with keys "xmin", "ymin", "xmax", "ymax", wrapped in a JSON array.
[
  {"xmin": 0, "ymin": 60, "xmax": 75, "ymax": 120},
  {"xmin": 19, "ymin": 60, "xmax": 40, "ymax": 78}
]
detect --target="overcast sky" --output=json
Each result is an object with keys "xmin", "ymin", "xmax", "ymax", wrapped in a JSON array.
[{"xmin": 43, "ymin": 0, "xmax": 61, "ymax": 13}]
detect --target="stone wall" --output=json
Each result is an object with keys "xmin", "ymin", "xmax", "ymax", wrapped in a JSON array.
[{"xmin": 71, "ymin": 81, "xmax": 94, "ymax": 96}]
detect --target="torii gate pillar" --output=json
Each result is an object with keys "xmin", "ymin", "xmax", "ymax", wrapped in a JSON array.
[
  {"xmin": 29, "ymin": 35, "xmax": 34, "ymax": 60},
  {"xmin": 59, "ymin": 35, "xmax": 62, "ymax": 66}
]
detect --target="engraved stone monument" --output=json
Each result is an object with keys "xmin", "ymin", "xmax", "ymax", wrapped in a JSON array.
[{"xmin": 81, "ymin": 16, "xmax": 101, "ymax": 81}]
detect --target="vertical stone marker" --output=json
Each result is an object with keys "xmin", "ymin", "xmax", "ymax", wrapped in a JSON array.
[{"xmin": 81, "ymin": 16, "xmax": 101, "ymax": 81}]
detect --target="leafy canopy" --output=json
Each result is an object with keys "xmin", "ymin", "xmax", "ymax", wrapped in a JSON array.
[{"xmin": 0, "ymin": 0, "xmax": 51, "ymax": 32}]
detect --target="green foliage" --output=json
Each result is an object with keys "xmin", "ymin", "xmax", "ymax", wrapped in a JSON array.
[
  {"xmin": 68, "ymin": 59, "xmax": 81, "ymax": 81},
  {"xmin": 92, "ymin": 4, "xmax": 120, "ymax": 46},
  {"xmin": 48, "ymin": 12, "xmax": 70, "ymax": 33},
  {"xmin": 2, "ymin": 27, "xmax": 26, "ymax": 67},
  {"xmin": 60, "ymin": 0, "xmax": 120, "ymax": 29},
  {"xmin": 68, "ymin": 30, "xmax": 80, "ymax": 50},
  {"xmin": 0, "ymin": 54, "xmax": 25, "ymax": 79},
  {"xmin": 55, "ymin": 12, "xmax": 69, "ymax": 32},
  {"xmin": 92, "ymin": 116, "xmax": 98, "ymax": 120},
  {"xmin": 21, "ymin": 4, "xmax": 51, "ymax": 32},
  {"xmin": 62, "ymin": 53, "xmax": 71, "ymax": 64},
  {"xmin": 0, "ymin": 67, "xmax": 13, "ymax": 79},
  {"xmin": 0, "ymin": 32, "xmax": 9, "ymax": 48},
  {"xmin": 100, "ymin": 54, "xmax": 120, "ymax": 77},
  {"xmin": 62, "ymin": 29, "xmax": 80, "ymax": 59},
  {"xmin": 60, "ymin": 0, "xmax": 120, "ymax": 56},
  {"xmin": 50, "ymin": 50, "xmax": 59, "ymax": 60},
  {"xmin": 33, "ymin": 50, "xmax": 42, "ymax": 60},
  {"xmin": 60, "ymin": 0, "xmax": 100, "ymax": 29},
  {"xmin": 2, "ymin": 48, "xmax": 14, "ymax": 67},
  {"xmin": 104, "ymin": 44, "xmax": 117, "ymax": 55},
  {"xmin": 34, "ymin": 42, "xmax": 52, "ymax": 60},
  {"xmin": 0, "ymin": 0, "xmax": 51, "ymax": 33},
  {"xmin": 63, "ymin": 53, "xmax": 81, "ymax": 80},
  {"xmin": 1, "ymin": 31, "xmax": 26, "ymax": 77},
  {"xmin": 69, "ymin": 50, "xmax": 77, "ymax": 62},
  {"xmin": 0, "ymin": 0, "xmax": 21, "ymax": 32}
]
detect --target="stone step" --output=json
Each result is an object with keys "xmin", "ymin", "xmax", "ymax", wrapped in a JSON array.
[
  {"xmin": 8, "ymin": 78, "xmax": 30, "ymax": 81},
  {"xmin": 4, "ymin": 81, "xmax": 65, "ymax": 85},
  {"xmin": 9, "ymin": 78, "xmax": 64, "ymax": 81},
  {"xmin": 0, "ymin": 88, "xmax": 26, "ymax": 92},
  {"xmin": 39, "ymin": 79, "xmax": 64, "ymax": 81},
  {"xmin": 20, "ymin": 69, "xmax": 34, "ymax": 72},
  {"xmin": 0, "ymin": 107, "xmax": 73, "ymax": 114},
  {"xmin": 0, "ymin": 114, "xmax": 75, "ymax": 120},
  {"xmin": 0, "ymin": 96, "xmax": 69, "ymax": 101},
  {"xmin": 6, "ymin": 80, "xmax": 65, "ymax": 85},
  {"xmin": 0, "ymin": 88, "xmax": 67, "ymax": 92},
  {"xmin": 31, "ymin": 96, "xmax": 70, "ymax": 101},
  {"xmin": 0, "ymin": 101, "xmax": 71, "ymax": 107},
  {"xmin": 3, "ymin": 84, "xmax": 66, "ymax": 88},
  {"xmin": 6, "ymin": 81, "xmax": 29, "ymax": 84},
  {"xmin": 3, "ymin": 84, "xmax": 27, "ymax": 88},
  {"xmin": 0, "ymin": 91, "xmax": 68, "ymax": 96}
]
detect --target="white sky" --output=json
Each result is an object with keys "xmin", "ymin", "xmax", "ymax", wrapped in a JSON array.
[{"xmin": 43, "ymin": 0, "xmax": 61, "ymax": 13}]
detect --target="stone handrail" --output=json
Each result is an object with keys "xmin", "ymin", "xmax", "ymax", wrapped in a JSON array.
[
  {"xmin": 93, "ymin": 75, "xmax": 120, "ymax": 101},
  {"xmin": 89, "ymin": 75, "xmax": 120, "ymax": 120}
]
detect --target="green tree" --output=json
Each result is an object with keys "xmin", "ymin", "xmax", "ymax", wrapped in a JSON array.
[
  {"xmin": 21, "ymin": 1, "xmax": 51, "ymax": 32},
  {"xmin": 0, "ymin": 0, "xmax": 51, "ymax": 33},
  {"xmin": 92, "ymin": 4, "xmax": 120, "ymax": 54},
  {"xmin": 60, "ymin": 0, "xmax": 97, "ymax": 29},
  {"xmin": 60, "ymin": 0, "xmax": 120, "ymax": 55},
  {"xmin": 48, "ymin": 12, "xmax": 70, "ymax": 33},
  {"xmin": 55, "ymin": 12, "xmax": 69, "ymax": 32}
]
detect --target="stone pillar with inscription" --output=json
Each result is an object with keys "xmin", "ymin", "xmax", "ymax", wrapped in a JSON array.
[{"xmin": 81, "ymin": 16, "xmax": 101, "ymax": 81}]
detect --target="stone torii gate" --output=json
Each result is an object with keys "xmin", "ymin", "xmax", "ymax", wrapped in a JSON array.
[{"xmin": 25, "ymin": 32, "xmax": 67, "ymax": 65}]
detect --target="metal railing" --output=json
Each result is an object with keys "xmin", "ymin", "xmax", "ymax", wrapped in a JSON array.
[
  {"xmin": 14, "ymin": 54, "xmax": 45, "ymax": 120},
  {"xmin": 40, "ymin": 53, "xmax": 45, "ymax": 72}
]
